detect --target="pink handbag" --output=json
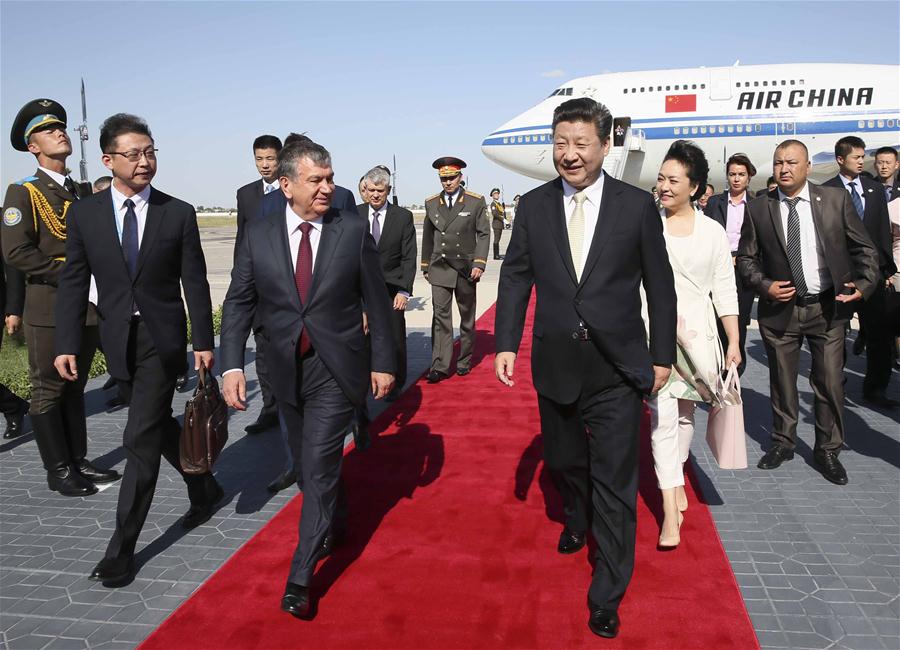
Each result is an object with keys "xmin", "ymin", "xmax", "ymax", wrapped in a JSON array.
[{"xmin": 706, "ymin": 363, "xmax": 748, "ymax": 470}]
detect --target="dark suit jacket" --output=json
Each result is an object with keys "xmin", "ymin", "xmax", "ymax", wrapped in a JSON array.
[
  {"xmin": 220, "ymin": 207, "xmax": 395, "ymax": 408},
  {"xmin": 0, "ymin": 226, "xmax": 25, "ymax": 318},
  {"xmin": 495, "ymin": 175, "xmax": 677, "ymax": 399},
  {"xmin": 736, "ymin": 184, "xmax": 879, "ymax": 331},
  {"xmin": 234, "ymin": 179, "xmax": 266, "ymax": 253},
  {"xmin": 357, "ymin": 202, "xmax": 417, "ymax": 294},
  {"xmin": 703, "ymin": 190, "xmax": 750, "ymax": 231},
  {"xmin": 56, "ymin": 187, "xmax": 214, "ymax": 379},
  {"xmin": 822, "ymin": 174, "xmax": 896, "ymax": 278}
]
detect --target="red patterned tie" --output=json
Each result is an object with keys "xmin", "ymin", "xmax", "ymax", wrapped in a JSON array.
[{"xmin": 295, "ymin": 221, "xmax": 313, "ymax": 356}]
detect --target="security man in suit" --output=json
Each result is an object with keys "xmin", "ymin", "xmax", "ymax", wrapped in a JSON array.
[
  {"xmin": 1, "ymin": 223, "xmax": 29, "ymax": 438},
  {"xmin": 489, "ymin": 188, "xmax": 506, "ymax": 260},
  {"xmin": 2, "ymin": 99, "xmax": 119, "ymax": 496},
  {"xmin": 422, "ymin": 157, "xmax": 490, "ymax": 382}
]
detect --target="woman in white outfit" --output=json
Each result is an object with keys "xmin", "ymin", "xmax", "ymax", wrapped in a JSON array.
[{"xmin": 648, "ymin": 141, "xmax": 741, "ymax": 548}]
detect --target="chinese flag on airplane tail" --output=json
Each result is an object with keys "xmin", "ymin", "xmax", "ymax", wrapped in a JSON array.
[{"xmin": 665, "ymin": 94, "xmax": 697, "ymax": 113}]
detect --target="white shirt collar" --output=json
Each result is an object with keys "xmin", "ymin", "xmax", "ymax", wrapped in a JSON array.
[
  {"xmin": 839, "ymin": 174, "xmax": 862, "ymax": 190},
  {"xmin": 777, "ymin": 183, "xmax": 812, "ymax": 204},
  {"xmin": 445, "ymin": 188, "xmax": 461, "ymax": 202},
  {"xmin": 562, "ymin": 170, "xmax": 605, "ymax": 205},
  {"xmin": 262, "ymin": 178, "xmax": 279, "ymax": 192},
  {"xmin": 110, "ymin": 182, "xmax": 152, "ymax": 211},
  {"xmin": 370, "ymin": 202, "xmax": 388, "ymax": 216},
  {"xmin": 728, "ymin": 191, "xmax": 747, "ymax": 206},
  {"xmin": 285, "ymin": 204, "xmax": 323, "ymax": 232},
  {"xmin": 38, "ymin": 166, "xmax": 67, "ymax": 188}
]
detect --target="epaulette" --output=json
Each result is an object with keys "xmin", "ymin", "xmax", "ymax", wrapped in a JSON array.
[
  {"xmin": 464, "ymin": 190, "xmax": 482, "ymax": 199},
  {"xmin": 426, "ymin": 192, "xmax": 441, "ymax": 201},
  {"xmin": 15, "ymin": 176, "xmax": 38, "ymax": 185}
]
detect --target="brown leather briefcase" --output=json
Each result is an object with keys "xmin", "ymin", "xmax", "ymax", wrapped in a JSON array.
[{"xmin": 180, "ymin": 363, "xmax": 228, "ymax": 474}]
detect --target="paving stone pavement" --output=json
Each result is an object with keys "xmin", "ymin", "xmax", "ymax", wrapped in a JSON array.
[{"xmin": 1, "ymin": 322, "xmax": 897, "ymax": 649}]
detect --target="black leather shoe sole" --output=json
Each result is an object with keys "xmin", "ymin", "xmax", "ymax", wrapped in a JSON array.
[
  {"xmin": 557, "ymin": 531, "xmax": 587, "ymax": 554},
  {"xmin": 426, "ymin": 372, "xmax": 447, "ymax": 384},
  {"xmin": 182, "ymin": 484, "xmax": 225, "ymax": 529},
  {"xmin": 814, "ymin": 459, "xmax": 849, "ymax": 486},
  {"xmin": 78, "ymin": 464, "xmax": 121, "ymax": 484},
  {"xmin": 89, "ymin": 559, "xmax": 134, "ymax": 585},
  {"xmin": 49, "ymin": 475, "xmax": 98, "ymax": 497},
  {"xmin": 588, "ymin": 608, "xmax": 620, "ymax": 638},
  {"xmin": 281, "ymin": 583, "xmax": 311, "ymax": 619}
]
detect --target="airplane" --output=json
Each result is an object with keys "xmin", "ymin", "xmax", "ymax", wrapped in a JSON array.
[{"xmin": 481, "ymin": 63, "xmax": 900, "ymax": 190}]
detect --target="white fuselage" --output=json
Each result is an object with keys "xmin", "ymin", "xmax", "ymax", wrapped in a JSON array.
[{"xmin": 482, "ymin": 64, "xmax": 899, "ymax": 190}]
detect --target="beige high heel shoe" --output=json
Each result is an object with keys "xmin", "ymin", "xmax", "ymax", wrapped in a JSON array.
[
  {"xmin": 676, "ymin": 486, "xmax": 688, "ymax": 512},
  {"xmin": 658, "ymin": 512, "xmax": 684, "ymax": 548}
]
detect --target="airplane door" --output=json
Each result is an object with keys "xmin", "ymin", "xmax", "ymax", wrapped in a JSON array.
[
  {"xmin": 709, "ymin": 69, "xmax": 732, "ymax": 101},
  {"xmin": 613, "ymin": 117, "xmax": 631, "ymax": 147}
]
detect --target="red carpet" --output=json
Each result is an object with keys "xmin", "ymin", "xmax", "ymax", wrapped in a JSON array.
[{"xmin": 140, "ymin": 300, "xmax": 759, "ymax": 650}]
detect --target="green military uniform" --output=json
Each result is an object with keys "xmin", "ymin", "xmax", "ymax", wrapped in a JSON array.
[
  {"xmin": 421, "ymin": 185, "xmax": 490, "ymax": 376},
  {"xmin": 2, "ymin": 98, "xmax": 113, "ymax": 496},
  {"xmin": 489, "ymin": 190, "xmax": 506, "ymax": 260}
]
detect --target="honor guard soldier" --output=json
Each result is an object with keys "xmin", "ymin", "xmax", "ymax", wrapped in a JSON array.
[
  {"xmin": 421, "ymin": 157, "xmax": 490, "ymax": 382},
  {"xmin": 489, "ymin": 187, "xmax": 506, "ymax": 260},
  {"xmin": 2, "ymin": 99, "xmax": 119, "ymax": 496}
]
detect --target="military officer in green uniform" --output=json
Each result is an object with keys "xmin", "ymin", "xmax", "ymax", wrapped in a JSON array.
[
  {"xmin": 2, "ymin": 98, "xmax": 119, "ymax": 496},
  {"xmin": 421, "ymin": 157, "xmax": 490, "ymax": 382},
  {"xmin": 489, "ymin": 187, "xmax": 506, "ymax": 260}
]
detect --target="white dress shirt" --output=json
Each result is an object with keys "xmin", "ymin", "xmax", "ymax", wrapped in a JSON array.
[
  {"xmin": 777, "ymin": 184, "xmax": 831, "ymax": 294},
  {"xmin": 262, "ymin": 179, "xmax": 279, "ymax": 194},
  {"xmin": 562, "ymin": 171, "xmax": 606, "ymax": 266},
  {"xmin": 838, "ymin": 174, "xmax": 866, "ymax": 213},
  {"xmin": 110, "ymin": 183, "xmax": 151, "ymax": 247},
  {"xmin": 444, "ymin": 189, "xmax": 461, "ymax": 207}
]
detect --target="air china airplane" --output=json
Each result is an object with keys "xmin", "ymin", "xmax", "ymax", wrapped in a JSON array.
[{"xmin": 481, "ymin": 63, "xmax": 899, "ymax": 189}]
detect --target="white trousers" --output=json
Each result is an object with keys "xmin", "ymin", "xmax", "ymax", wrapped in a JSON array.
[{"xmin": 648, "ymin": 392, "xmax": 696, "ymax": 489}]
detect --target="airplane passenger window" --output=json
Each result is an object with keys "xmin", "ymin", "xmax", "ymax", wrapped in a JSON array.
[
  {"xmin": 566, "ymin": 88, "xmax": 573, "ymax": 95},
  {"xmin": 632, "ymin": 88, "xmax": 636, "ymax": 93},
  {"xmin": 624, "ymin": 89, "xmax": 628, "ymax": 94},
  {"xmin": 518, "ymin": 136, "xmax": 523, "ymax": 143},
  {"xmin": 858, "ymin": 121, "xmax": 865, "ymax": 128},
  {"xmin": 727, "ymin": 125, "xmax": 734, "ymax": 133},
  {"xmin": 781, "ymin": 80, "xmax": 786, "ymax": 85},
  {"xmin": 737, "ymin": 125, "xmax": 744, "ymax": 133},
  {"xmin": 674, "ymin": 127, "xmax": 681, "ymax": 134},
  {"xmin": 700, "ymin": 126, "xmax": 707, "ymax": 134},
  {"xmin": 755, "ymin": 125, "xmax": 761, "ymax": 132},
  {"xmin": 799, "ymin": 79, "xmax": 805, "ymax": 85},
  {"xmin": 754, "ymin": 81, "xmax": 759, "ymax": 87},
  {"xmin": 666, "ymin": 86, "xmax": 671, "ymax": 91},
  {"xmin": 691, "ymin": 127, "xmax": 698, "ymax": 134},
  {"xmin": 525, "ymin": 136, "xmax": 530, "ymax": 142},
  {"xmin": 763, "ymin": 81, "xmax": 768, "ymax": 86},
  {"xmin": 700, "ymin": 84, "xmax": 706, "ymax": 89},
  {"xmin": 640, "ymin": 87, "xmax": 645, "ymax": 92},
  {"xmin": 868, "ymin": 120, "xmax": 875, "ymax": 128},
  {"xmin": 503, "ymin": 137, "xmax": 508, "ymax": 144},
  {"xmin": 657, "ymin": 86, "xmax": 662, "ymax": 91},
  {"xmin": 888, "ymin": 120, "xmax": 895, "ymax": 128},
  {"xmin": 718, "ymin": 126, "xmax": 725, "ymax": 133}
]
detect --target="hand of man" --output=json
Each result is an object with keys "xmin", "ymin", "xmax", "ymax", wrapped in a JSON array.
[
  {"xmin": 495, "ymin": 351, "xmax": 517, "ymax": 387},
  {"xmin": 767, "ymin": 280, "xmax": 797, "ymax": 303},
  {"xmin": 371, "ymin": 371, "xmax": 394, "ymax": 400},
  {"xmin": 725, "ymin": 344, "xmax": 742, "ymax": 371},
  {"xmin": 194, "ymin": 350, "xmax": 214, "ymax": 371},
  {"xmin": 54, "ymin": 355, "xmax": 78, "ymax": 381},
  {"xmin": 393, "ymin": 294, "xmax": 408, "ymax": 311},
  {"xmin": 470, "ymin": 268, "xmax": 483, "ymax": 282},
  {"xmin": 222, "ymin": 371, "xmax": 247, "ymax": 411},
  {"xmin": 835, "ymin": 281, "xmax": 863, "ymax": 303},
  {"xmin": 651, "ymin": 365, "xmax": 671, "ymax": 394},
  {"xmin": 5, "ymin": 315, "xmax": 22, "ymax": 335},
  {"xmin": 362, "ymin": 311, "xmax": 369, "ymax": 335}
]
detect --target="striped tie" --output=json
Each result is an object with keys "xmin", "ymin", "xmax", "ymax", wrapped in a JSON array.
[
  {"xmin": 848, "ymin": 181, "xmax": 864, "ymax": 219},
  {"xmin": 784, "ymin": 197, "xmax": 808, "ymax": 298},
  {"xmin": 568, "ymin": 191, "xmax": 587, "ymax": 281}
]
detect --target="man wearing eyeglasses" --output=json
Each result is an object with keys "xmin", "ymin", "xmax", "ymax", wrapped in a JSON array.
[
  {"xmin": 54, "ymin": 113, "xmax": 222, "ymax": 586},
  {"xmin": 2, "ymin": 98, "xmax": 118, "ymax": 497}
]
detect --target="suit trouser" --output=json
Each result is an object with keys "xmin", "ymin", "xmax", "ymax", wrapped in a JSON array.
[
  {"xmin": 648, "ymin": 392, "xmax": 696, "ymax": 489},
  {"xmin": 430, "ymin": 275, "xmax": 476, "ymax": 374},
  {"xmin": 718, "ymin": 268, "xmax": 755, "ymax": 375},
  {"xmin": 252, "ymin": 329, "xmax": 278, "ymax": 417},
  {"xmin": 356, "ymin": 288, "xmax": 408, "ymax": 430},
  {"xmin": 105, "ymin": 320, "xmax": 214, "ymax": 559},
  {"xmin": 858, "ymin": 282, "xmax": 893, "ymax": 395},
  {"xmin": 25, "ymin": 323, "xmax": 98, "ymax": 465},
  {"xmin": 492, "ymin": 223, "xmax": 503, "ymax": 257},
  {"xmin": 280, "ymin": 351, "xmax": 355, "ymax": 585},
  {"xmin": 0, "ymin": 383, "xmax": 27, "ymax": 417},
  {"xmin": 537, "ymin": 341, "xmax": 643, "ymax": 610},
  {"xmin": 759, "ymin": 300, "xmax": 845, "ymax": 454}
]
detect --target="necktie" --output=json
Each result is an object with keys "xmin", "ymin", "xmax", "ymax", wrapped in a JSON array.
[
  {"xmin": 848, "ymin": 181, "xmax": 864, "ymax": 219},
  {"xmin": 447, "ymin": 193, "xmax": 453, "ymax": 210},
  {"xmin": 64, "ymin": 176, "xmax": 78, "ymax": 196},
  {"xmin": 265, "ymin": 183, "xmax": 276, "ymax": 194},
  {"xmin": 371, "ymin": 210, "xmax": 381, "ymax": 244},
  {"xmin": 784, "ymin": 197, "xmax": 808, "ymax": 298},
  {"xmin": 885, "ymin": 185, "xmax": 892, "ymax": 203},
  {"xmin": 294, "ymin": 222, "xmax": 313, "ymax": 356},
  {"xmin": 122, "ymin": 199, "xmax": 139, "ymax": 278},
  {"xmin": 568, "ymin": 191, "xmax": 587, "ymax": 281}
]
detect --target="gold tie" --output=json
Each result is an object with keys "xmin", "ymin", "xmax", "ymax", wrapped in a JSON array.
[{"xmin": 568, "ymin": 190, "xmax": 587, "ymax": 281}]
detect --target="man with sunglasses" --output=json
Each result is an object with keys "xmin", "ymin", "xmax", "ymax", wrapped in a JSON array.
[
  {"xmin": 2, "ymin": 98, "xmax": 118, "ymax": 496},
  {"xmin": 421, "ymin": 157, "xmax": 490, "ymax": 382},
  {"xmin": 54, "ymin": 113, "xmax": 221, "ymax": 585}
]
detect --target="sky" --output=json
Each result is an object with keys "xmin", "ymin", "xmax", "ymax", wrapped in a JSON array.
[{"xmin": 2, "ymin": 1, "xmax": 898, "ymax": 208}]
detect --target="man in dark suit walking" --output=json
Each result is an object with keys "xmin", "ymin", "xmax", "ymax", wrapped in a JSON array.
[
  {"xmin": 220, "ymin": 138, "xmax": 396, "ymax": 618},
  {"xmin": 738, "ymin": 139, "xmax": 879, "ymax": 485},
  {"xmin": 234, "ymin": 135, "xmax": 283, "ymax": 436},
  {"xmin": 54, "ymin": 114, "xmax": 223, "ymax": 585},
  {"xmin": 703, "ymin": 153, "xmax": 758, "ymax": 375},
  {"xmin": 822, "ymin": 136, "xmax": 897, "ymax": 408},
  {"xmin": 495, "ymin": 98, "xmax": 677, "ymax": 639}
]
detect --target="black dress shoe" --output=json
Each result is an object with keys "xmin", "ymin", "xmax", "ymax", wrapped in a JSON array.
[
  {"xmin": 245, "ymin": 411, "xmax": 280, "ymax": 435},
  {"xmin": 183, "ymin": 482, "xmax": 224, "ymax": 529},
  {"xmin": 557, "ymin": 528, "xmax": 587, "ymax": 554},
  {"xmin": 318, "ymin": 529, "xmax": 345, "ymax": 559},
  {"xmin": 281, "ymin": 582, "xmax": 311, "ymax": 619},
  {"xmin": 48, "ymin": 465, "xmax": 98, "ymax": 497},
  {"xmin": 427, "ymin": 370, "xmax": 447, "ymax": 384},
  {"xmin": 3, "ymin": 401, "xmax": 28, "ymax": 439},
  {"xmin": 89, "ymin": 556, "xmax": 134, "ymax": 585},
  {"xmin": 814, "ymin": 450, "xmax": 848, "ymax": 485},
  {"xmin": 351, "ymin": 422, "xmax": 371, "ymax": 452},
  {"xmin": 105, "ymin": 394, "xmax": 127, "ymax": 413},
  {"xmin": 267, "ymin": 470, "xmax": 299, "ymax": 494},
  {"xmin": 862, "ymin": 391, "xmax": 899, "ymax": 409},
  {"xmin": 175, "ymin": 374, "xmax": 188, "ymax": 392},
  {"xmin": 757, "ymin": 445, "xmax": 794, "ymax": 470},
  {"xmin": 588, "ymin": 606, "xmax": 620, "ymax": 639},
  {"xmin": 456, "ymin": 367, "xmax": 470, "ymax": 377},
  {"xmin": 75, "ymin": 459, "xmax": 121, "ymax": 484}
]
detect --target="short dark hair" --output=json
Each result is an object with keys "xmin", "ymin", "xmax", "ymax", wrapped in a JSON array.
[
  {"xmin": 551, "ymin": 98, "xmax": 612, "ymax": 141},
  {"xmin": 835, "ymin": 136, "xmax": 866, "ymax": 159},
  {"xmin": 284, "ymin": 132, "xmax": 312, "ymax": 147},
  {"xmin": 726, "ymin": 153, "xmax": 756, "ymax": 178},
  {"xmin": 278, "ymin": 138, "xmax": 331, "ymax": 179},
  {"xmin": 662, "ymin": 140, "xmax": 709, "ymax": 201},
  {"xmin": 775, "ymin": 139, "xmax": 809, "ymax": 160},
  {"xmin": 92, "ymin": 176, "xmax": 112, "ymax": 192},
  {"xmin": 99, "ymin": 113, "xmax": 152, "ymax": 152},
  {"xmin": 766, "ymin": 176, "xmax": 776, "ymax": 185},
  {"xmin": 253, "ymin": 135, "xmax": 282, "ymax": 152},
  {"xmin": 875, "ymin": 146, "xmax": 898, "ymax": 160},
  {"xmin": 706, "ymin": 183, "xmax": 715, "ymax": 193}
]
